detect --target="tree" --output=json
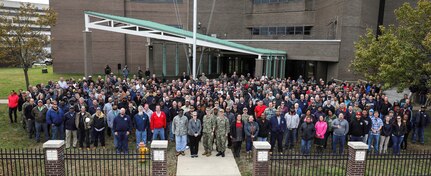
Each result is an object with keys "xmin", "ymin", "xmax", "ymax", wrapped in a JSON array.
[
  {"xmin": 351, "ymin": 0, "xmax": 431, "ymax": 91},
  {"xmin": 0, "ymin": 3, "xmax": 56, "ymax": 89}
]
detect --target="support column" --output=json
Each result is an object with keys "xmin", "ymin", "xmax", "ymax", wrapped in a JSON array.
[
  {"xmin": 162, "ymin": 43, "xmax": 167, "ymax": 76},
  {"xmin": 146, "ymin": 38, "xmax": 152, "ymax": 70},
  {"xmin": 208, "ymin": 54, "xmax": 212, "ymax": 74},
  {"xmin": 347, "ymin": 142, "xmax": 368, "ymax": 176},
  {"xmin": 175, "ymin": 44, "xmax": 179, "ymax": 76},
  {"xmin": 252, "ymin": 141, "xmax": 271, "ymax": 176},
  {"xmin": 273, "ymin": 56, "xmax": 278, "ymax": 78},
  {"xmin": 282, "ymin": 57, "xmax": 287, "ymax": 78},
  {"xmin": 216, "ymin": 56, "xmax": 221, "ymax": 74},
  {"xmin": 254, "ymin": 56, "xmax": 263, "ymax": 78},
  {"xmin": 151, "ymin": 140, "xmax": 168, "ymax": 176},
  {"xmin": 43, "ymin": 140, "xmax": 65, "ymax": 176},
  {"xmin": 83, "ymin": 30, "xmax": 93, "ymax": 77},
  {"xmin": 235, "ymin": 57, "xmax": 239, "ymax": 73},
  {"xmin": 265, "ymin": 56, "xmax": 269, "ymax": 77}
]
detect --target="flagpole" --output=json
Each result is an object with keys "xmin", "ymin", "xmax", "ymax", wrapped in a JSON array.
[{"xmin": 192, "ymin": 0, "xmax": 197, "ymax": 80}]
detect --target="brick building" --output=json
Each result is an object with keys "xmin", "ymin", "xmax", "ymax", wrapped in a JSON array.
[{"xmin": 50, "ymin": 0, "xmax": 416, "ymax": 80}]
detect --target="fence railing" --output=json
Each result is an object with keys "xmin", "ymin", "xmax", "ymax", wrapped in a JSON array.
[
  {"xmin": 269, "ymin": 151, "xmax": 348, "ymax": 176},
  {"xmin": 64, "ymin": 149, "xmax": 151, "ymax": 176},
  {"xmin": 365, "ymin": 150, "xmax": 431, "ymax": 176},
  {"xmin": 0, "ymin": 148, "xmax": 45, "ymax": 176}
]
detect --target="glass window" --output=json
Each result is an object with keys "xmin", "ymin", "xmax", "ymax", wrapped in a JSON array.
[
  {"xmin": 287, "ymin": 27, "xmax": 295, "ymax": 35},
  {"xmin": 131, "ymin": 0, "xmax": 183, "ymax": 3},
  {"xmin": 260, "ymin": 27, "xmax": 269, "ymax": 35},
  {"xmin": 252, "ymin": 28, "xmax": 260, "ymax": 35},
  {"xmin": 268, "ymin": 27, "xmax": 277, "ymax": 35},
  {"xmin": 295, "ymin": 26, "xmax": 303, "ymax": 35},
  {"xmin": 304, "ymin": 26, "xmax": 312, "ymax": 35},
  {"xmin": 276, "ymin": 27, "xmax": 286, "ymax": 35}
]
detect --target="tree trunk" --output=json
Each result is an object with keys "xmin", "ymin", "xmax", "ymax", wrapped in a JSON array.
[{"xmin": 23, "ymin": 67, "xmax": 30, "ymax": 90}]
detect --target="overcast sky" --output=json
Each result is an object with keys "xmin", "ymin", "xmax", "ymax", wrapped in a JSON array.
[{"xmin": 9, "ymin": 0, "xmax": 48, "ymax": 4}]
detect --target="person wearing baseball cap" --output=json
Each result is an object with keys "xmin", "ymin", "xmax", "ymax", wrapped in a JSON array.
[
  {"xmin": 92, "ymin": 107, "xmax": 106, "ymax": 148},
  {"xmin": 412, "ymin": 105, "xmax": 430, "ymax": 145},
  {"xmin": 349, "ymin": 111, "xmax": 367, "ymax": 141}
]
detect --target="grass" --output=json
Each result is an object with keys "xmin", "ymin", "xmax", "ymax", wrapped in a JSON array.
[{"xmin": 0, "ymin": 66, "xmax": 83, "ymax": 99}]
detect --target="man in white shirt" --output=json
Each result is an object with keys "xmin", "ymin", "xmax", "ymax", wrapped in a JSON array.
[{"xmin": 285, "ymin": 108, "xmax": 299, "ymax": 149}]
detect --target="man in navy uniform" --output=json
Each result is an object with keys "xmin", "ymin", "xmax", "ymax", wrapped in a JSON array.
[{"xmin": 113, "ymin": 108, "xmax": 132, "ymax": 153}]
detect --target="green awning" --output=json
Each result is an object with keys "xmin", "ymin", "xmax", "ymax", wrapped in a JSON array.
[{"xmin": 85, "ymin": 11, "xmax": 286, "ymax": 56}]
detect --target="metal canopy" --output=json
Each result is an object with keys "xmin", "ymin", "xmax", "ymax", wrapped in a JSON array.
[{"xmin": 84, "ymin": 11, "xmax": 287, "ymax": 58}]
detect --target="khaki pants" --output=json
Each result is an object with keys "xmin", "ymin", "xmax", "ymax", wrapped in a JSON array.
[
  {"xmin": 65, "ymin": 130, "xmax": 78, "ymax": 148},
  {"xmin": 379, "ymin": 135, "xmax": 390, "ymax": 154}
]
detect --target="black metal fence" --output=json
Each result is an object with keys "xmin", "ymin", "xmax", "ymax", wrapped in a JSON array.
[
  {"xmin": 269, "ymin": 151, "xmax": 348, "ymax": 176},
  {"xmin": 64, "ymin": 149, "xmax": 152, "ymax": 176},
  {"xmin": 0, "ymin": 148, "xmax": 45, "ymax": 176},
  {"xmin": 365, "ymin": 150, "xmax": 431, "ymax": 176}
]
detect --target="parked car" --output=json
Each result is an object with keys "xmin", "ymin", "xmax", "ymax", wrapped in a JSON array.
[{"xmin": 32, "ymin": 57, "xmax": 53, "ymax": 65}]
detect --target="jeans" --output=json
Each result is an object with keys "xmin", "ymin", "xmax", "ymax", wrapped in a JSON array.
[
  {"xmin": 246, "ymin": 136, "xmax": 254, "ymax": 152},
  {"xmin": 363, "ymin": 133, "xmax": 369, "ymax": 143},
  {"xmin": 35, "ymin": 122, "xmax": 49, "ymax": 142},
  {"xmin": 51, "ymin": 124, "xmax": 64, "ymax": 140},
  {"xmin": 301, "ymin": 139, "xmax": 312, "ymax": 155},
  {"xmin": 135, "ymin": 130, "xmax": 147, "ymax": 148},
  {"xmin": 153, "ymin": 128, "xmax": 165, "ymax": 140},
  {"xmin": 392, "ymin": 135, "xmax": 404, "ymax": 155},
  {"xmin": 332, "ymin": 135, "xmax": 346, "ymax": 154},
  {"xmin": 285, "ymin": 128, "xmax": 297, "ymax": 148},
  {"xmin": 115, "ymin": 131, "xmax": 129, "ymax": 153},
  {"xmin": 368, "ymin": 134, "xmax": 380, "ymax": 153},
  {"xmin": 413, "ymin": 127, "xmax": 425, "ymax": 144},
  {"xmin": 175, "ymin": 135, "xmax": 187, "ymax": 152},
  {"xmin": 257, "ymin": 137, "xmax": 267, "ymax": 142},
  {"xmin": 111, "ymin": 128, "xmax": 118, "ymax": 148}
]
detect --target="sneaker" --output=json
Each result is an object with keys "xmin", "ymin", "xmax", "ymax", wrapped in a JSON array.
[
  {"xmin": 221, "ymin": 152, "xmax": 225, "ymax": 157},
  {"xmin": 185, "ymin": 146, "xmax": 189, "ymax": 150},
  {"xmin": 181, "ymin": 151, "xmax": 185, "ymax": 156},
  {"xmin": 176, "ymin": 152, "xmax": 181, "ymax": 157}
]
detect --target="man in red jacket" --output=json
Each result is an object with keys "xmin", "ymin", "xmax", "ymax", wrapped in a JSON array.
[
  {"xmin": 151, "ymin": 105, "xmax": 167, "ymax": 140},
  {"xmin": 8, "ymin": 90, "xmax": 19, "ymax": 123}
]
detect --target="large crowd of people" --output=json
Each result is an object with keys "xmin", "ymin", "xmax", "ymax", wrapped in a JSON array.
[{"xmin": 7, "ymin": 66, "xmax": 431, "ymax": 157}]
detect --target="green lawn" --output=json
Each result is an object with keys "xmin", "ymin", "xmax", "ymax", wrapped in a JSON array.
[{"xmin": 0, "ymin": 66, "xmax": 83, "ymax": 99}]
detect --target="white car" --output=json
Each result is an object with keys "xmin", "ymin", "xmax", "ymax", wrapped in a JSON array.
[{"xmin": 32, "ymin": 58, "xmax": 53, "ymax": 65}]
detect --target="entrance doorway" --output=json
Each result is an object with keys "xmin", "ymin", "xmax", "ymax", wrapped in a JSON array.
[
  {"xmin": 220, "ymin": 56, "xmax": 256, "ymax": 76},
  {"xmin": 285, "ymin": 60, "xmax": 317, "ymax": 80}
]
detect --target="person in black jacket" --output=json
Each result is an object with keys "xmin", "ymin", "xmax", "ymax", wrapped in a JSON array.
[
  {"xmin": 230, "ymin": 115, "xmax": 245, "ymax": 158},
  {"xmin": 379, "ymin": 116, "xmax": 393, "ymax": 154},
  {"xmin": 349, "ymin": 112, "xmax": 366, "ymax": 141},
  {"xmin": 392, "ymin": 116, "xmax": 407, "ymax": 155},
  {"xmin": 24, "ymin": 98, "xmax": 36, "ymax": 139},
  {"xmin": 104, "ymin": 65, "xmax": 111, "ymax": 75},
  {"xmin": 113, "ymin": 108, "xmax": 132, "ymax": 153},
  {"xmin": 413, "ymin": 106, "xmax": 430, "ymax": 145},
  {"xmin": 257, "ymin": 117, "xmax": 270, "ymax": 141},
  {"xmin": 401, "ymin": 114, "xmax": 412, "ymax": 150},
  {"xmin": 300, "ymin": 117, "xmax": 315, "ymax": 155},
  {"xmin": 64, "ymin": 106, "xmax": 77, "ymax": 149},
  {"xmin": 362, "ymin": 109, "xmax": 373, "ymax": 143},
  {"xmin": 92, "ymin": 107, "xmax": 106, "ymax": 148}
]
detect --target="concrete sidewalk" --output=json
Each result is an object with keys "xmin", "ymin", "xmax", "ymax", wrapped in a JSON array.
[{"xmin": 176, "ymin": 142, "xmax": 241, "ymax": 176}]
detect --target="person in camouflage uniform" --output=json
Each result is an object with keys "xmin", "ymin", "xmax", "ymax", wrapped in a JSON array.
[
  {"xmin": 264, "ymin": 102, "xmax": 276, "ymax": 120},
  {"xmin": 202, "ymin": 108, "xmax": 217, "ymax": 156},
  {"xmin": 241, "ymin": 107, "xmax": 251, "ymax": 124},
  {"xmin": 215, "ymin": 109, "xmax": 230, "ymax": 157}
]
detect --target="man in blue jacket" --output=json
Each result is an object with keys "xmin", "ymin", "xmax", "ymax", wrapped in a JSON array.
[
  {"xmin": 113, "ymin": 108, "xmax": 132, "ymax": 153},
  {"xmin": 134, "ymin": 105, "xmax": 149, "ymax": 149},
  {"xmin": 270, "ymin": 109, "xmax": 286, "ymax": 153},
  {"xmin": 46, "ymin": 100, "xmax": 65, "ymax": 140}
]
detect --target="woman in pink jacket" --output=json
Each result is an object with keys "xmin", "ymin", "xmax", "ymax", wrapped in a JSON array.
[{"xmin": 315, "ymin": 115, "xmax": 327, "ymax": 154}]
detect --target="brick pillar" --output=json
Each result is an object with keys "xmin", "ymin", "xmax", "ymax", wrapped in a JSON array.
[
  {"xmin": 252, "ymin": 141, "xmax": 271, "ymax": 176},
  {"xmin": 151, "ymin": 140, "xmax": 168, "ymax": 176},
  {"xmin": 347, "ymin": 142, "xmax": 368, "ymax": 176},
  {"xmin": 43, "ymin": 140, "xmax": 65, "ymax": 176}
]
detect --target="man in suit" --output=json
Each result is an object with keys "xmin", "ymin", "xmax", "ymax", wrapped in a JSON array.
[{"xmin": 270, "ymin": 109, "xmax": 286, "ymax": 153}]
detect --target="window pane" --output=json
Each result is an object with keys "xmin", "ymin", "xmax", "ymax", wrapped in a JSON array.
[
  {"xmin": 276, "ymin": 27, "xmax": 286, "ymax": 35},
  {"xmin": 268, "ymin": 27, "xmax": 276, "ymax": 35},
  {"xmin": 252, "ymin": 28, "xmax": 260, "ymax": 35},
  {"xmin": 260, "ymin": 27, "xmax": 268, "ymax": 35},
  {"xmin": 295, "ymin": 26, "xmax": 303, "ymax": 35},
  {"xmin": 304, "ymin": 26, "xmax": 312, "ymax": 35},
  {"xmin": 287, "ymin": 27, "xmax": 295, "ymax": 35}
]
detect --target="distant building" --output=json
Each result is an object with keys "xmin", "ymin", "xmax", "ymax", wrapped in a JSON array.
[{"xmin": 50, "ymin": 0, "xmax": 416, "ymax": 80}]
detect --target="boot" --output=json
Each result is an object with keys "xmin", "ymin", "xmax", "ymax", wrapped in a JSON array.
[
  {"xmin": 206, "ymin": 151, "xmax": 212, "ymax": 157},
  {"xmin": 216, "ymin": 151, "xmax": 222, "ymax": 156},
  {"xmin": 202, "ymin": 150, "xmax": 208, "ymax": 156},
  {"xmin": 221, "ymin": 151, "xmax": 225, "ymax": 157}
]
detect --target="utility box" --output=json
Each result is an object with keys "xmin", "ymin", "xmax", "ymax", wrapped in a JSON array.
[{"xmin": 42, "ymin": 68, "xmax": 48, "ymax": 73}]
